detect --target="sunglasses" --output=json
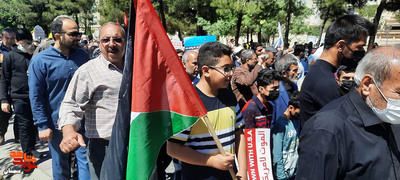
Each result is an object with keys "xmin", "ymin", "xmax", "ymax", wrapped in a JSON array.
[
  {"xmin": 58, "ymin": 31, "xmax": 82, "ymax": 37},
  {"xmin": 100, "ymin": 37, "xmax": 124, "ymax": 44}
]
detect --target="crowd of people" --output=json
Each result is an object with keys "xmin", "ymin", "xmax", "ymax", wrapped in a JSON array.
[{"xmin": 0, "ymin": 12, "xmax": 399, "ymax": 180}]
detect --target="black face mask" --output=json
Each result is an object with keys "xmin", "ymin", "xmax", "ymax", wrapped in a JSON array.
[
  {"xmin": 266, "ymin": 90, "xmax": 279, "ymax": 101},
  {"xmin": 341, "ymin": 80, "xmax": 356, "ymax": 93},
  {"xmin": 290, "ymin": 111, "xmax": 300, "ymax": 120},
  {"xmin": 341, "ymin": 50, "xmax": 365, "ymax": 69}
]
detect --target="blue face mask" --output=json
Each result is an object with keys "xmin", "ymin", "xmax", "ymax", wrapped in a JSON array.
[{"xmin": 368, "ymin": 77, "xmax": 400, "ymax": 124}]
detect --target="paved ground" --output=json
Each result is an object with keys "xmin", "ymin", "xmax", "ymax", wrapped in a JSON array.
[
  {"xmin": 0, "ymin": 118, "xmax": 175, "ymax": 180},
  {"xmin": 0, "ymin": 118, "xmax": 52, "ymax": 180}
]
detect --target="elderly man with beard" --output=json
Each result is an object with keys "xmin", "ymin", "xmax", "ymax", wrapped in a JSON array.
[
  {"xmin": 58, "ymin": 22, "xmax": 126, "ymax": 180},
  {"xmin": 270, "ymin": 54, "xmax": 300, "ymax": 129},
  {"xmin": 182, "ymin": 50, "xmax": 199, "ymax": 85},
  {"xmin": 29, "ymin": 15, "xmax": 90, "ymax": 179}
]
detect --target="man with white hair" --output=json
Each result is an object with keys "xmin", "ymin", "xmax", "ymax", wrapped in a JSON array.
[
  {"xmin": 270, "ymin": 54, "xmax": 300, "ymax": 128},
  {"xmin": 296, "ymin": 46, "xmax": 400, "ymax": 179}
]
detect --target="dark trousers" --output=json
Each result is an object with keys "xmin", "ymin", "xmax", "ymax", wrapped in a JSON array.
[
  {"xmin": 13, "ymin": 99, "xmax": 36, "ymax": 153},
  {"xmin": 0, "ymin": 109, "xmax": 11, "ymax": 137},
  {"xmin": 87, "ymin": 138, "xmax": 109, "ymax": 180}
]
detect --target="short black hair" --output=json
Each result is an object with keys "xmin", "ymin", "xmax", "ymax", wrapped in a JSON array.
[
  {"xmin": 176, "ymin": 49, "xmax": 184, "ymax": 54},
  {"xmin": 198, "ymin": 42, "xmax": 232, "ymax": 76},
  {"xmin": 256, "ymin": 69, "xmax": 282, "ymax": 88},
  {"xmin": 337, "ymin": 65, "xmax": 356, "ymax": 78},
  {"xmin": 294, "ymin": 45, "xmax": 305, "ymax": 56},
  {"xmin": 324, "ymin": 15, "xmax": 375, "ymax": 50},
  {"xmin": 251, "ymin": 42, "xmax": 262, "ymax": 50},
  {"xmin": 288, "ymin": 91, "xmax": 300, "ymax": 108},
  {"xmin": 1, "ymin": 28, "xmax": 15, "ymax": 38},
  {"xmin": 15, "ymin": 28, "xmax": 33, "ymax": 41}
]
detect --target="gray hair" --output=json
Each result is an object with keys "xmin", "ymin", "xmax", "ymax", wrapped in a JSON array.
[
  {"xmin": 99, "ymin": 22, "xmax": 126, "ymax": 39},
  {"xmin": 354, "ymin": 46, "xmax": 400, "ymax": 87},
  {"xmin": 181, "ymin": 50, "xmax": 197, "ymax": 62},
  {"xmin": 51, "ymin": 15, "xmax": 75, "ymax": 35},
  {"xmin": 275, "ymin": 54, "xmax": 298, "ymax": 74},
  {"xmin": 264, "ymin": 52, "xmax": 270, "ymax": 60},
  {"xmin": 241, "ymin": 50, "xmax": 254, "ymax": 64}
]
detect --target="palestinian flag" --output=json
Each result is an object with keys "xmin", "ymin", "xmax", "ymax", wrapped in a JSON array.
[{"xmin": 100, "ymin": 0, "xmax": 208, "ymax": 179}]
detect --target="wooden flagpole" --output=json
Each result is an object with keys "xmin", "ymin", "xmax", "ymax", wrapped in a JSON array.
[{"xmin": 201, "ymin": 115, "xmax": 236, "ymax": 180}]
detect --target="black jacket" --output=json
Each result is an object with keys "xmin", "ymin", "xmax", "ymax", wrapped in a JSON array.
[
  {"xmin": 296, "ymin": 88, "xmax": 400, "ymax": 179},
  {"xmin": 0, "ymin": 47, "xmax": 31, "ymax": 103}
]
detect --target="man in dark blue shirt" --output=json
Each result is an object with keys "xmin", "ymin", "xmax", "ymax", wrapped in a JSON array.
[
  {"xmin": 28, "ymin": 15, "xmax": 90, "ymax": 179},
  {"xmin": 300, "ymin": 15, "xmax": 375, "ymax": 124},
  {"xmin": 296, "ymin": 46, "xmax": 400, "ymax": 179}
]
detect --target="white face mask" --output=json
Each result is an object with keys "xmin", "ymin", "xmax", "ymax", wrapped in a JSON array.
[
  {"xmin": 17, "ymin": 44, "xmax": 28, "ymax": 53},
  {"xmin": 368, "ymin": 77, "xmax": 400, "ymax": 124}
]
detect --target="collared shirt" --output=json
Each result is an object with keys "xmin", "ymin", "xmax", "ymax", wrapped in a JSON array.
[
  {"xmin": 28, "ymin": 46, "xmax": 89, "ymax": 131},
  {"xmin": 299, "ymin": 59, "xmax": 340, "ymax": 124},
  {"xmin": 58, "ymin": 55, "xmax": 122, "ymax": 139},
  {"xmin": 296, "ymin": 88, "xmax": 400, "ymax": 180},
  {"xmin": 242, "ymin": 94, "xmax": 273, "ymax": 129},
  {"xmin": 0, "ymin": 43, "xmax": 11, "ymax": 55}
]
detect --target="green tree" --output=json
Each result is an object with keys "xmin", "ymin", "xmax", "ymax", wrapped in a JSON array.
[
  {"xmin": 283, "ymin": 0, "xmax": 310, "ymax": 48},
  {"xmin": 314, "ymin": 0, "xmax": 347, "ymax": 47},
  {"xmin": 98, "ymin": 0, "xmax": 129, "ymax": 25},
  {"xmin": 77, "ymin": 0, "xmax": 96, "ymax": 35},
  {"xmin": 346, "ymin": 0, "xmax": 400, "ymax": 50}
]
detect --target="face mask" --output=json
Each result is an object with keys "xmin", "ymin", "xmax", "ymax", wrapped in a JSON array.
[
  {"xmin": 290, "ymin": 111, "xmax": 300, "ymax": 120},
  {"xmin": 368, "ymin": 78, "xmax": 400, "ymax": 124},
  {"xmin": 340, "ymin": 80, "xmax": 356, "ymax": 93},
  {"xmin": 266, "ymin": 90, "xmax": 279, "ymax": 101},
  {"xmin": 17, "ymin": 44, "xmax": 28, "ymax": 53},
  {"xmin": 17, "ymin": 42, "xmax": 35, "ymax": 55},
  {"xmin": 341, "ymin": 50, "xmax": 365, "ymax": 68}
]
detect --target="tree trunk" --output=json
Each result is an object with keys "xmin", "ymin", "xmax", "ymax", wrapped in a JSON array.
[
  {"xmin": 158, "ymin": 0, "xmax": 167, "ymax": 32},
  {"xmin": 247, "ymin": 27, "xmax": 249, "ymax": 45},
  {"xmin": 235, "ymin": 13, "xmax": 243, "ymax": 46},
  {"xmin": 367, "ymin": 0, "xmax": 386, "ymax": 51},
  {"xmin": 75, "ymin": 15, "xmax": 79, "ymax": 27},
  {"xmin": 251, "ymin": 29, "xmax": 254, "ymax": 43},
  {"xmin": 316, "ymin": 9, "xmax": 329, "ymax": 48},
  {"xmin": 284, "ymin": 0, "xmax": 292, "ymax": 48},
  {"xmin": 178, "ymin": 28, "xmax": 183, "ymax": 41},
  {"xmin": 258, "ymin": 25, "xmax": 262, "ymax": 43}
]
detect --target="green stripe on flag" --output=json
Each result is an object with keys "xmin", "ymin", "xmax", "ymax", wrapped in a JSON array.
[{"xmin": 126, "ymin": 110, "xmax": 199, "ymax": 180}]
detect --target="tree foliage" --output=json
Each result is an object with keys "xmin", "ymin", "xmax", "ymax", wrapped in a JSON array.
[
  {"xmin": 314, "ymin": 0, "xmax": 347, "ymax": 46},
  {"xmin": 0, "ymin": 0, "xmax": 95, "ymax": 36}
]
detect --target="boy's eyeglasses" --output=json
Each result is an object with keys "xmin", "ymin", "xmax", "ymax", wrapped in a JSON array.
[
  {"xmin": 208, "ymin": 66, "xmax": 235, "ymax": 75},
  {"xmin": 100, "ymin": 37, "xmax": 124, "ymax": 44},
  {"xmin": 57, "ymin": 31, "xmax": 82, "ymax": 37}
]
